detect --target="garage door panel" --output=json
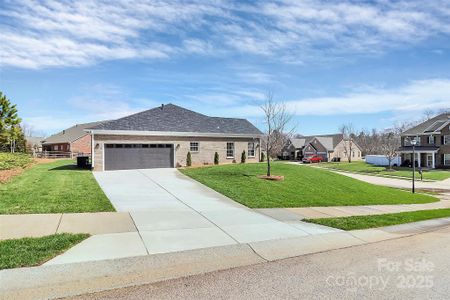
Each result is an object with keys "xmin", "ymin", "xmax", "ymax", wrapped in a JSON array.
[{"xmin": 105, "ymin": 144, "xmax": 174, "ymax": 170}]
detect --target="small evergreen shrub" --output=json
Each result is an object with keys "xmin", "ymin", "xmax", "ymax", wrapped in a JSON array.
[
  {"xmin": 241, "ymin": 150, "xmax": 246, "ymax": 163},
  {"xmin": 260, "ymin": 152, "xmax": 265, "ymax": 162},
  {"xmin": 186, "ymin": 151, "xmax": 192, "ymax": 167},
  {"xmin": 214, "ymin": 152, "xmax": 219, "ymax": 165}
]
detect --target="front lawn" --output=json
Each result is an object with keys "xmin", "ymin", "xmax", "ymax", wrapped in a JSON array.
[
  {"xmin": 305, "ymin": 208, "xmax": 450, "ymax": 230},
  {"xmin": 0, "ymin": 159, "xmax": 114, "ymax": 214},
  {"xmin": 320, "ymin": 161, "xmax": 450, "ymax": 181},
  {"xmin": 0, "ymin": 233, "xmax": 89, "ymax": 270},
  {"xmin": 180, "ymin": 163, "xmax": 437, "ymax": 208},
  {"xmin": 0, "ymin": 152, "xmax": 33, "ymax": 170}
]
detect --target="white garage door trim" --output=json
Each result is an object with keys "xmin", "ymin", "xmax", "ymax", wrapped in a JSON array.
[{"xmin": 103, "ymin": 143, "xmax": 175, "ymax": 171}]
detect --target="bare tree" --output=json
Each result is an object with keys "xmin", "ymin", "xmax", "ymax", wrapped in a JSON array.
[
  {"xmin": 423, "ymin": 109, "xmax": 435, "ymax": 121},
  {"xmin": 261, "ymin": 92, "xmax": 294, "ymax": 177},
  {"xmin": 380, "ymin": 131, "xmax": 401, "ymax": 170},
  {"xmin": 339, "ymin": 123, "xmax": 357, "ymax": 163}
]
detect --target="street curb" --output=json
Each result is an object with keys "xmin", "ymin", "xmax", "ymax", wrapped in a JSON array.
[
  {"xmin": 0, "ymin": 244, "xmax": 265, "ymax": 300},
  {"xmin": 1, "ymin": 218, "xmax": 450, "ymax": 300}
]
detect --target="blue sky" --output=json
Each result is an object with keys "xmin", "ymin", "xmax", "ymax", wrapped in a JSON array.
[{"xmin": 1, "ymin": 0, "xmax": 450, "ymax": 136}]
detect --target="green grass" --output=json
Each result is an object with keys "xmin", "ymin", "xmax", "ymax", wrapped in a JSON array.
[
  {"xmin": 180, "ymin": 163, "xmax": 437, "ymax": 208},
  {"xmin": 305, "ymin": 208, "xmax": 450, "ymax": 230},
  {"xmin": 0, "ymin": 160, "xmax": 114, "ymax": 214},
  {"xmin": 0, "ymin": 233, "xmax": 89, "ymax": 270},
  {"xmin": 320, "ymin": 161, "xmax": 450, "ymax": 181},
  {"xmin": 0, "ymin": 152, "xmax": 33, "ymax": 170}
]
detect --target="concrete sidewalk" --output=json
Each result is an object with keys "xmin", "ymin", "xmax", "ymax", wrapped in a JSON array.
[
  {"xmin": 315, "ymin": 165, "xmax": 450, "ymax": 191},
  {"xmin": 0, "ymin": 212, "xmax": 137, "ymax": 240},
  {"xmin": 256, "ymin": 194, "xmax": 450, "ymax": 220},
  {"xmin": 2, "ymin": 218, "xmax": 450, "ymax": 300}
]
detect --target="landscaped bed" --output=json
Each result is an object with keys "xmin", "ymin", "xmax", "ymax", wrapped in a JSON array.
[
  {"xmin": 0, "ymin": 152, "xmax": 33, "ymax": 170},
  {"xmin": 320, "ymin": 161, "xmax": 450, "ymax": 181},
  {"xmin": 0, "ymin": 233, "xmax": 89, "ymax": 270},
  {"xmin": 305, "ymin": 208, "xmax": 450, "ymax": 230},
  {"xmin": 180, "ymin": 163, "xmax": 438, "ymax": 208},
  {"xmin": 0, "ymin": 159, "xmax": 114, "ymax": 214}
]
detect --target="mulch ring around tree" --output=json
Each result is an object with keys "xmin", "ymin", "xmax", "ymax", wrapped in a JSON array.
[{"xmin": 257, "ymin": 175, "xmax": 285, "ymax": 181}]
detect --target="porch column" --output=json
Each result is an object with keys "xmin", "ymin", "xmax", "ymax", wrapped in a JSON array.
[
  {"xmin": 432, "ymin": 153, "xmax": 435, "ymax": 169},
  {"xmin": 417, "ymin": 152, "xmax": 421, "ymax": 168}
]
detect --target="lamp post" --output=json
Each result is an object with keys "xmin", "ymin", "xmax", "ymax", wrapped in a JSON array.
[{"xmin": 410, "ymin": 139, "xmax": 417, "ymax": 193}]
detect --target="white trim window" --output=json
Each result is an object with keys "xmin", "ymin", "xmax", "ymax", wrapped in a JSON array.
[
  {"xmin": 248, "ymin": 142, "xmax": 255, "ymax": 157},
  {"xmin": 226, "ymin": 142, "xmax": 235, "ymax": 158},
  {"xmin": 190, "ymin": 142, "xmax": 199, "ymax": 152},
  {"xmin": 444, "ymin": 135, "xmax": 450, "ymax": 145},
  {"xmin": 444, "ymin": 154, "xmax": 450, "ymax": 166},
  {"xmin": 428, "ymin": 135, "xmax": 435, "ymax": 145}
]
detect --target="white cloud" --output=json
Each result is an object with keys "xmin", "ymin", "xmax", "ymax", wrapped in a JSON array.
[
  {"xmin": 1, "ymin": 0, "xmax": 450, "ymax": 68},
  {"xmin": 286, "ymin": 79, "xmax": 450, "ymax": 116}
]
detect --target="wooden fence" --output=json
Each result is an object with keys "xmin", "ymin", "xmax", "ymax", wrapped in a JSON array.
[{"xmin": 35, "ymin": 151, "xmax": 91, "ymax": 159}]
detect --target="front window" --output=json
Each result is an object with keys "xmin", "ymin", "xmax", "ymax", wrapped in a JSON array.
[
  {"xmin": 226, "ymin": 142, "xmax": 235, "ymax": 158},
  {"xmin": 444, "ymin": 154, "xmax": 450, "ymax": 166},
  {"xmin": 190, "ymin": 142, "xmax": 199, "ymax": 152},
  {"xmin": 248, "ymin": 142, "xmax": 255, "ymax": 157},
  {"xmin": 428, "ymin": 135, "xmax": 435, "ymax": 145},
  {"xmin": 444, "ymin": 135, "xmax": 450, "ymax": 145}
]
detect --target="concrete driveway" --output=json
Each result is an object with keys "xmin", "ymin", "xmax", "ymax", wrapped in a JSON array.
[{"xmin": 46, "ymin": 168, "xmax": 339, "ymax": 265}]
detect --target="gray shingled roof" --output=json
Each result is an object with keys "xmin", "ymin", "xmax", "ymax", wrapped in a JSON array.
[
  {"xmin": 89, "ymin": 104, "xmax": 262, "ymax": 135},
  {"xmin": 290, "ymin": 138, "xmax": 306, "ymax": 148},
  {"xmin": 288, "ymin": 134, "xmax": 343, "ymax": 151},
  {"xmin": 42, "ymin": 121, "xmax": 106, "ymax": 144},
  {"xmin": 403, "ymin": 113, "xmax": 450, "ymax": 135},
  {"xmin": 25, "ymin": 136, "xmax": 44, "ymax": 146}
]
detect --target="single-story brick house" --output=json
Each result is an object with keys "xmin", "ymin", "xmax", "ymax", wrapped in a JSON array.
[
  {"xmin": 282, "ymin": 134, "xmax": 363, "ymax": 162},
  {"xmin": 86, "ymin": 104, "xmax": 263, "ymax": 171},
  {"xmin": 42, "ymin": 121, "xmax": 105, "ymax": 156}
]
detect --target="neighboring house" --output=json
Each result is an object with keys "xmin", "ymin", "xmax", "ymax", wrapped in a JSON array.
[
  {"xmin": 86, "ymin": 104, "xmax": 262, "ymax": 171},
  {"xmin": 42, "ymin": 121, "xmax": 105, "ymax": 156},
  {"xmin": 25, "ymin": 136, "xmax": 43, "ymax": 155},
  {"xmin": 398, "ymin": 112, "xmax": 450, "ymax": 169},
  {"xmin": 282, "ymin": 134, "xmax": 363, "ymax": 162}
]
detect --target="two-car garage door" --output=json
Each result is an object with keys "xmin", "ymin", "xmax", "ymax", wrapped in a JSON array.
[{"xmin": 104, "ymin": 144, "xmax": 174, "ymax": 171}]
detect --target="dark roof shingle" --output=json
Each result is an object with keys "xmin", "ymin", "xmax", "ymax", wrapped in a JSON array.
[
  {"xmin": 403, "ymin": 113, "xmax": 450, "ymax": 135},
  {"xmin": 89, "ymin": 104, "xmax": 262, "ymax": 135}
]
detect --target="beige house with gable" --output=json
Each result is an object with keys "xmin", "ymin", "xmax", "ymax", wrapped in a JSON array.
[
  {"xmin": 86, "ymin": 104, "xmax": 262, "ymax": 171},
  {"xmin": 283, "ymin": 134, "xmax": 363, "ymax": 162}
]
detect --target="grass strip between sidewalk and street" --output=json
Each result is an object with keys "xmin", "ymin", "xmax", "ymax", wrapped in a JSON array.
[
  {"xmin": 0, "ymin": 233, "xmax": 89, "ymax": 270},
  {"xmin": 304, "ymin": 208, "xmax": 450, "ymax": 230}
]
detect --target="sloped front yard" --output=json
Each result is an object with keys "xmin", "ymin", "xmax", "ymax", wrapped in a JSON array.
[
  {"xmin": 180, "ymin": 163, "xmax": 438, "ymax": 208},
  {"xmin": 0, "ymin": 160, "xmax": 114, "ymax": 214}
]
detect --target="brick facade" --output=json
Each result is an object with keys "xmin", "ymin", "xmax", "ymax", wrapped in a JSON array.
[
  {"xmin": 401, "ymin": 125, "xmax": 450, "ymax": 168},
  {"xmin": 92, "ymin": 134, "xmax": 261, "ymax": 171},
  {"xmin": 71, "ymin": 134, "xmax": 92, "ymax": 155}
]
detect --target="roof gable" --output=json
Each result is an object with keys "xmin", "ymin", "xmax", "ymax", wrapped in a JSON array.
[
  {"xmin": 43, "ymin": 121, "xmax": 106, "ymax": 144},
  {"xmin": 403, "ymin": 113, "xmax": 450, "ymax": 135},
  {"xmin": 90, "ymin": 104, "xmax": 262, "ymax": 135}
]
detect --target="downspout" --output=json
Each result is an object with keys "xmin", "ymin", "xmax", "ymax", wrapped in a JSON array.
[{"xmin": 90, "ymin": 131, "xmax": 95, "ymax": 170}]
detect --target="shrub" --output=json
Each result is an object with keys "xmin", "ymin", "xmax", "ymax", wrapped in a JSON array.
[
  {"xmin": 0, "ymin": 153, "xmax": 33, "ymax": 170},
  {"xmin": 214, "ymin": 152, "xmax": 219, "ymax": 165},
  {"xmin": 186, "ymin": 151, "xmax": 192, "ymax": 167},
  {"xmin": 260, "ymin": 152, "xmax": 265, "ymax": 162},
  {"xmin": 241, "ymin": 150, "xmax": 246, "ymax": 163}
]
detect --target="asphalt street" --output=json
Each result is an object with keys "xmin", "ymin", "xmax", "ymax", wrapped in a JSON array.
[{"xmin": 69, "ymin": 226, "xmax": 450, "ymax": 300}]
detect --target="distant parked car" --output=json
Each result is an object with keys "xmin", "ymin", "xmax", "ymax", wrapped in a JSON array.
[{"xmin": 302, "ymin": 155, "xmax": 323, "ymax": 163}]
